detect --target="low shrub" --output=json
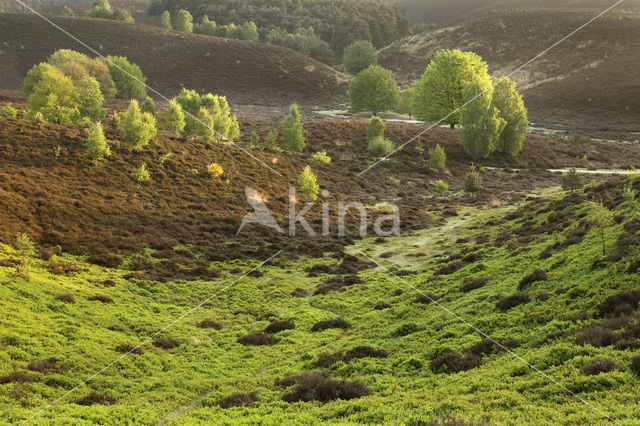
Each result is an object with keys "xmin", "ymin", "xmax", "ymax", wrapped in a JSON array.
[
  {"xmin": 598, "ymin": 290, "xmax": 640, "ymax": 318},
  {"xmin": 207, "ymin": 163, "xmax": 224, "ymax": 178},
  {"xmin": 368, "ymin": 136, "xmax": 394, "ymax": 157},
  {"xmin": 311, "ymin": 151, "xmax": 331, "ymax": 164},
  {"xmin": 153, "ymin": 338, "xmax": 181, "ymax": 349},
  {"xmin": 264, "ymin": 320, "xmax": 295, "ymax": 334},
  {"xmin": 87, "ymin": 253, "xmax": 123, "ymax": 268},
  {"xmin": 343, "ymin": 346, "xmax": 388, "ymax": 362},
  {"xmin": 518, "ymin": 269, "xmax": 548, "ymax": 290},
  {"xmin": 430, "ymin": 352, "xmax": 482, "ymax": 373},
  {"xmin": 435, "ymin": 260, "xmax": 465, "ymax": 276},
  {"xmin": 315, "ymin": 352, "xmax": 344, "ymax": 368},
  {"xmin": 133, "ymin": 163, "xmax": 151, "ymax": 183},
  {"xmin": 276, "ymin": 371, "xmax": 371, "ymax": 402},
  {"xmin": 496, "ymin": 293, "xmax": 530, "ymax": 311},
  {"xmin": 580, "ymin": 358, "xmax": 617, "ymax": 375},
  {"xmin": 115, "ymin": 344, "xmax": 144, "ymax": 355},
  {"xmin": 88, "ymin": 295, "xmax": 113, "ymax": 303},
  {"xmin": 1, "ymin": 103, "xmax": 17, "ymax": 119},
  {"xmin": 15, "ymin": 233, "xmax": 34, "ymax": 252},
  {"xmin": 237, "ymin": 333, "xmax": 279, "ymax": 346},
  {"xmin": 535, "ymin": 291, "xmax": 551, "ymax": 301},
  {"xmin": 460, "ymin": 277, "xmax": 489, "ymax": 292},
  {"xmin": 466, "ymin": 338, "xmax": 518, "ymax": 356},
  {"xmin": 412, "ymin": 293, "xmax": 436, "ymax": 304},
  {"xmin": 198, "ymin": 320, "xmax": 223, "ymax": 330},
  {"xmin": 216, "ymin": 391, "xmax": 259, "ymax": 408},
  {"xmin": 576, "ymin": 326, "xmax": 618, "ymax": 347},
  {"xmin": 389, "ymin": 322, "xmax": 420, "ymax": 337},
  {"xmin": 464, "ymin": 164, "xmax": 482, "ymax": 192},
  {"xmin": 311, "ymin": 318, "xmax": 350, "ymax": 332},
  {"xmin": 374, "ymin": 302, "xmax": 391, "ymax": 310},
  {"xmin": 55, "ymin": 293, "xmax": 75, "ymax": 303},
  {"xmin": 435, "ymin": 179, "xmax": 448, "ymax": 193},
  {"xmin": 76, "ymin": 392, "xmax": 116, "ymax": 406},
  {"xmin": 629, "ymin": 355, "xmax": 640, "ymax": 377}
]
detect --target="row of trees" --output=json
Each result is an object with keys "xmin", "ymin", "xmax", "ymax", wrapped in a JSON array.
[
  {"xmin": 348, "ymin": 49, "xmax": 529, "ymax": 159},
  {"xmin": 84, "ymin": 0, "xmax": 134, "ymax": 23},
  {"xmin": 148, "ymin": 0, "xmax": 408, "ymax": 62}
]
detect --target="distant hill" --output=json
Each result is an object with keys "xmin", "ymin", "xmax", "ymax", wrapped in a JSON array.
[
  {"xmin": 380, "ymin": 8, "xmax": 640, "ymax": 132},
  {"xmin": 0, "ymin": 13, "xmax": 348, "ymax": 107},
  {"xmin": 398, "ymin": 0, "xmax": 640, "ymax": 26}
]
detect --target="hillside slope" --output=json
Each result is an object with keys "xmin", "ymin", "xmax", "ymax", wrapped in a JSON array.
[
  {"xmin": 0, "ymin": 13, "xmax": 348, "ymax": 106},
  {"xmin": 380, "ymin": 9, "xmax": 640, "ymax": 132}
]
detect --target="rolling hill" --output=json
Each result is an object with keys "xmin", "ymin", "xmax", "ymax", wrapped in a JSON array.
[
  {"xmin": 379, "ymin": 8, "xmax": 640, "ymax": 133},
  {"xmin": 0, "ymin": 13, "xmax": 349, "ymax": 107}
]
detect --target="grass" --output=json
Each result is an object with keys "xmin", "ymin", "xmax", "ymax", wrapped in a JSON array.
[{"xmin": 1, "ymin": 185, "xmax": 640, "ymax": 424}]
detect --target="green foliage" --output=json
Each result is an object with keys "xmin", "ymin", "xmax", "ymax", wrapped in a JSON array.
[
  {"xmin": 85, "ymin": 122, "xmax": 111, "ymax": 161},
  {"xmin": 47, "ymin": 49, "xmax": 117, "ymax": 98},
  {"xmin": 112, "ymin": 8, "xmax": 134, "ymax": 23},
  {"xmin": 175, "ymin": 9, "xmax": 193, "ymax": 33},
  {"xmin": 343, "ymin": 40, "xmax": 377, "ymax": 74},
  {"xmin": 132, "ymin": 163, "xmax": 150, "ymax": 183},
  {"xmin": 282, "ymin": 104, "xmax": 305, "ymax": 153},
  {"xmin": 588, "ymin": 201, "xmax": 614, "ymax": 254},
  {"xmin": 435, "ymin": 179, "xmax": 448, "ymax": 193},
  {"xmin": 87, "ymin": 0, "xmax": 112, "ymax": 19},
  {"xmin": 161, "ymin": 10, "xmax": 172, "ymax": 29},
  {"xmin": 250, "ymin": 132, "xmax": 259, "ymax": 146},
  {"xmin": 397, "ymin": 87, "xmax": 414, "ymax": 117},
  {"xmin": 464, "ymin": 164, "xmax": 482, "ymax": 192},
  {"xmin": 173, "ymin": 89, "xmax": 239, "ymax": 141},
  {"xmin": 14, "ymin": 233, "xmax": 34, "ymax": 252},
  {"xmin": 265, "ymin": 129, "xmax": 279, "ymax": 150},
  {"xmin": 368, "ymin": 136, "xmax": 394, "ymax": 157},
  {"xmin": 622, "ymin": 185, "xmax": 638, "ymax": 211},
  {"xmin": 428, "ymin": 144, "xmax": 446, "ymax": 171},
  {"xmin": 311, "ymin": 151, "xmax": 331, "ymax": 164},
  {"xmin": 74, "ymin": 77, "xmax": 106, "ymax": 121},
  {"xmin": 630, "ymin": 355, "xmax": 640, "ymax": 377},
  {"xmin": 561, "ymin": 167, "xmax": 583, "ymax": 192},
  {"xmin": 158, "ymin": 152, "xmax": 172, "ymax": 168},
  {"xmin": 119, "ymin": 99, "xmax": 157, "ymax": 150},
  {"xmin": 366, "ymin": 116, "xmax": 385, "ymax": 142},
  {"xmin": 199, "ymin": 15, "xmax": 216, "ymax": 35},
  {"xmin": 195, "ymin": 107, "xmax": 215, "ymax": 142},
  {"xmin": 298, "ymin": 165, "xmax": 319, "ymax": 200},
  {"xmin": 61, "ymin": 6, "xmax": 76, "ymax": 16},
  {"xmin": 100, "ymin": 55, "xmax": 147, "ymax": 99},
  {"xmin": 242, "ymin": 21, "xmax": 259, "ymax": 42},
  {"xmin": 1, "ymin": 102, "xmax": 17, "ymax": 119},
  {"xmin": 412, "ymin": 49, "xmax": 490, "ymax": 128},
  {"xmin": 140, "ymin": 97, "xmax": 156, "ymax": 116},
  {"xmin": 165, "ymin": 101, "xmax": 185, "ymax": 133},
  {"xmin": 459, "ymin": 74, "xmax": 505, "ymax": 160},
  {"xmin": 26, "ymin": 63, "xmax": 80, "ymax": 124},
  {"xmin": 492, "ymin": 77, "xmax": 529, "ymax": 156},
  {"xmin": 349, "ymin": 65, "xmax": 399, "ymax": 115}
]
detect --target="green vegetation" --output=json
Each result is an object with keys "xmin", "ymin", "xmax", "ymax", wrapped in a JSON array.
[
  {"xmin": 434, "ymin": 179, "xmax": 448, "ymax": 193},
  {"xmin": 85, "ymin": 122, "xmax": 111, "ymax": 162},
  {"xmin": 100, "ymin": 55, "xmax": 147, "ymax": 99},
  {"xmin": 74, "ymin": 77, "xmax": 106, "ymax": 121},
  {"xmin": 207, "ymin": 162, "xmax": 224, "ymax": 178},
  {"xmin": 366, "ymin": 116, "xmax": 385, "ymax": 142},
  {"xmin": 160, "ymin": 10, "xmax": 171, "ymax": 29},
  {"xmin": 141, "ymin": 97, "xmax": 156, "ymax": 116},
  {"xmin": 132, "ymin": 163, "xmax": 150, "ymax": 182},
  {"xmin": 173, "ymin": 89, "xmax": 239, "ymax": 142},
  {"xmin": 459, "ymin": 74, "xmax": 506, "ymax": 160},
  {"xmin": 165, "ymin": 101, "xmax": 185, "ymax": 133},
  {"xmin": 24, "ymin": 63, "xmax": 82, "ymax": 124},
  {"xmin": 298, "ymin": 165, "xmax": 319, "ymax": 200},
  {"xmin": 368, "ymin": 136, "xmax": 394, "ymax": 157},
  {"xmin": 175, "ymin": 9, "xmax": 193, "ymax": 33},
  {"xmin": 349, "ymin": 65, "xmax": 399, "ymax": 115},
  {"xmin": 343, "ymin": 40, "xmax": 377, "ymax": 74},
  {"xmin": 562, "ymin": 167, "xmax": 583, "ymax": 192},
  {"xmin": 464, "ymin": 164, "xmax": 482, "ymax": 192},
  {"xmin": 428, "ymin": 144, "xmax": 446, "ymax": 171},
  {"xmin": 0, "ymin": 102, "xmax": 17, "ymax": 119},
  {"xmin": 282, "ymin": 104, "xmax": 305, "ymax": 153},
  {"xmin": 413, "ymin": 49, "xmax": 489, "ymax": 128},
  {"xmin": 61, "ymin": 5, "xmax": 76, "ymax": 17},
  {"xmin": 492, "ymin": 77, "xmax": 529, "ymax": 156},
  {"xmin": 588, "ymin": 201, "xmax": 614, "ymax": 254},
  {"xmin": 87, "ymin": 0, "xmax": 111, "ymax": 19},
  {"xmin": 119, "ymin": 100, "xmax": 157, "ymax": 150},
  {"xmin": 311, "ymin": 151, "xmax": 331, "ymax": 164},
  {"xmin": 396, "ymin": 87, "xmax": 414, "ymax": 117}
]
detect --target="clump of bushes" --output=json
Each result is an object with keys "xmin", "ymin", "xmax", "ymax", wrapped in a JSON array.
[
  {"xmin": 0, "ymin": 372, "xmax": 31, "ymax": 384},
  {"xmin": 237, "ymin": 333, "xmax": 280, "ymax": 346},
  {"xmin": 374, "ymin": 302, "xmax": 391, "ymax": 310},
  {"xmin": 85, "ymin": 122, "xmax": 110, "ymax": 162},
  {"xmin": 464, "ymin": 164, "xmax": 482, "ymax": 192},
  {"xmin": 311, "ymin": 151, "xmax": 331, "ymax": 164},
  {"xmin": 311, "ymin": 318, "xmax": 350, "ymax": 332},
  {"xmin": 207, "ymin": 163, "xmax": 224, "ymax": 178},
  {"xmin": 173, "ymin": 88, "xmax": 239, "ymax": 142},
  {"xmin": 461, "ymin": 277, "xmax": 489, "ymax": 292},
  {"xmin": 575, "ymin": 325, "xmax": 618, "ymax": 347},
  {"xmin": 55, "ymin": 293, "xmax": 76, "ymax": 303},
  {"xmin": 115, "ymin": 344, "xmax": 144, "ymax": 355},
  {"xmin": 368, "ymin": 135, "xmax": 394, "ymax": 157},
  {"xmin": 153, "ymin": 338, "xmax": 181, "ymax": 349},
  {"xmin": 315, "ymin": 346, "xmax": 387, "ymax": 367},
  {"xmin": 87, "ymin": 295, "xmax": 113, "ymax": 303},
  {"xmin": 517, "ymin": 269, "xmax": 548, "ymax": 290},
  {"xmin": 597, "ymin": 290, "xmax": 640, "ymax": 318},
  {"xmin": 120, "ymin": 99, "xmax": 157, "ymax": 150},
  {"xmin": 496, "ymin": 293, "xmax": 530, "ymax": 311},
  {"xmin": 215, "ymin": 391, "xmax": 259, "ymax": 409},
  {"xmin": 276, "ymin": 371, "xmax": 371, "ymax": 402},
  {"xmin": 389, "ymin": 322, "xmax": 420, "ymax": 337},
  {"xmin": 264, "ymin": 320, "xmax": 295, "ymax": 334},
  {"xmin": 629, "ymin": 355, "xmax": 640, "ymax": 377},
  {"xmin": 430, "ymin": 352, "xmax": 482, "ymax": 373},
  {"xmin": 26, "ymin": 360, "xmax": 57, "ymax": 372},
  {"xmin": 435, "ymin": 260, "xmax": 465, "ymax": 276},
  {"xmin": 580, "ymin": 358, "xmax": 617, "ymax": 375},
  {"xmin": 87, "ymin": 253, "xmax": 123, "ymax": 268},
  {"xmin": 1, "ymin": 103, "xmax": 17, "ymax": 119},
  {"xmin": 133, "ymin": 163, "xmax": 150, "ymax": 183},
  {"xmin": 76, "ymin": 391, "xmax": 116, "ymax": 406},
  {"xmin": 434, "ymin": 179, "xmax": 448, "ymax": 193},
  {"xmin": 198, "ymin": 320, "xmax": 223, "ymax": 330}
]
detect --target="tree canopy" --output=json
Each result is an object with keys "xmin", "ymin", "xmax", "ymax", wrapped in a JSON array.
[{"xmin": 349, "ymin": 65, "xmax": 399, "ymax": 115}]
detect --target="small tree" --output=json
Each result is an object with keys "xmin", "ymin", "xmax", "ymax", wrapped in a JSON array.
[
  {"xmin": 85, "ymin": 122, "xmax": 110, "ymax": 161},
  {"xmin": 282, "ymin": 103, "xmax": 305, "ymax": 153},
  {"xmin": 435, "ymin": 179, "xmax": 448, "ymax": 193},
  {"xmin": 397, "ymin": 87, "xmax": 414, "ymax": 117},
  {"xmin": 428, "ymin": 144, "xmax": 446, "ymax": 171},
  {"xmin": 588, "ymin": 201, "xmax": 614, "ymax": 254},
  {"xmin": 412, "ymin": 49, "xmax": 490, "ymax": 128},
  {"xmin": 343, "ymin": 40, "xmax": 377, "ymax": 74},
  {"xmin": 74, "ymin": 77, "xmax": 105, "ymax": 121},
  {"xmin": 132, "ymin": 163, "xmax": 150, "ymax": 183},
  {"xmin": 561, "ymin": 167, "xmax": 583, "ymax": 192},
  {"xmin": 1, "ymin": 103, "xmax": 17, "ymax": 119},
  {"xmin": 173, "ymin": 89, "xmax": 239, "ymax": 141},
  {"xmin": 61, "ymin": 6, "xmax": 76, "ymax": 16},
  {"xmin": 464, "ymin": 164, "xmax": 482, "ymax": 192},
  {"xmin": 368, "ymin": 136, "xmax": 394, "ymax": 157},
  {"xmin": 492, "ymin": 77, "xmax": 528, "ymax": 156},
  {"xmin": 250, "ymin": 131, "xmax": 259, "ymax": 146},
  {"xmin": 161, "ymin": 11, "xmax": 172, "ymax": 29},
  {"xmin": 87, "ymin": 0, "xmax": 112, "ymax": 19},
  {"xmin": 195, "ymin": 107, "xmax": 215, "ymax": 142},
  {"xmin": 366, "ymin": 116, "xmax": 385, "ymax": 141},
  {"xmin": 459, "ymin": 75, "xmax": 505, "ymax": 160},
  {"xmin": 298, "ymin": 166, "xmax": 319, "ymax": 200},
  {"xmin": 101, "ymin": 55, "xmax": 146, "ymax": 99},
  {"xmin": 112, "ymin": 8, "xmax": 134, "ymax": 23},
  {"xmin": 141, "ymin": 97, "xmax": 156, "ymax": 116},
  {"xmin": 242, "ymin": 21, "xmax": 259, "ymax": 42},
  {"xmin": 349, "ymin": 65, "xmax": 399, "ymax": 115},
  {"xmin": 200, "ymin": 15, "xmax": 216, "ymax": 35},
  {"xmin": 120, "ymin": 99, "xmax": 157, "ymax": 150},
  {"xmin": 175, "ymin": 9, "xmax": 193, "ymax": 33},
  {"xmin": 165, "ymin": 101, "xmax": 185, "ymax": 133}
]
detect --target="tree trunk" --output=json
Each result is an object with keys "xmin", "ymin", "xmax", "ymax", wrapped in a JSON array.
[{"xmin": 450, "ymin": 123, "xmax": 455, "ymax": 129}]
